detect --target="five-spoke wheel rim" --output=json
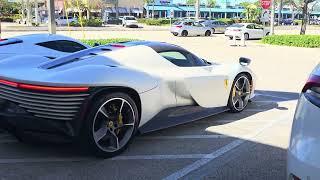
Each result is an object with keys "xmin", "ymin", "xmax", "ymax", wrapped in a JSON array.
[
  {"xmin": 232, "ymin": 76, "xmax": 251, "ymax": 111},
  {"xmin": 92, "ymin": 98, "xmax": 136, "ymax": 153}
]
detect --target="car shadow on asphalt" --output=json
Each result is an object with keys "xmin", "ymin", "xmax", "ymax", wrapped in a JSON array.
[{"xmin": 0, "ymin": 90, "xmax": 299, "ymax": 159}]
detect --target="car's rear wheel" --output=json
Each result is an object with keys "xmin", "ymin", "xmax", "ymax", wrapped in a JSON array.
[
  {"xmin": 181, "ymin": 30, "xmax": 188, "ymax": 37},
  {"xmin": 81, "ymin": 92, "xmax": 139, "ymax": 158},
  {"xmin": 205, "ymin": 30, "xmax": 211, "ymax": 36},
  {"xmin": 173, "ymin": 32, "xmax": 178, "ymax": 36},
  {"xmin": 228, "ymin": 74, "xmax": 251, "ymax": 113},
  {"xmin": 244, "ymin": 33, "xmax": 249, "ymax": 40}
]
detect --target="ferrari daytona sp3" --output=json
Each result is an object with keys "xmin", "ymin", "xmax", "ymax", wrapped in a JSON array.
[{"xmin": 0, "ymin": 39, "xmax": 256, "ymax": 157}]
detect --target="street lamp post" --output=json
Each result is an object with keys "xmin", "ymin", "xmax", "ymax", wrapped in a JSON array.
[
  {"xmin": 195, "ymin": 0, "xmax": 200, "ymax": 19},
  {"xmin": 47, "ymin": 0, "xmax": 56, "ymax": 34}
]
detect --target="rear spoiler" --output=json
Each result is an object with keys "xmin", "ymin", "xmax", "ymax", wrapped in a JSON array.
[
  {"xmin": 239, "ymin": 57, "xmax": 251, "ymax": 66},
  {"xmin": 0, "ymin": 38, "xmax": 23, "ymax": 46}
]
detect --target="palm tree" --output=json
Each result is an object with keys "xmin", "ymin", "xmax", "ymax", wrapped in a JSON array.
[
  {"xmin": 144, "ymin": 0, "xmax": 154, "ymax": 18},
  {"xmin": 207, "ymin": 0, "xmax": 216, "ymax": 19},
  {"xmin": 186, "ymin": 0, "xmax": 196, "ymax": 18}
]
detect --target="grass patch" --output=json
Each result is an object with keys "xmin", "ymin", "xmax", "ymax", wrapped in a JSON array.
[
  {"xmin": 80, "ymin": 38, "xmax": 138, "ymax": 47},
  {"xmin": 261, "ymin": 35, "xmax": 320, "ymax": 48}
]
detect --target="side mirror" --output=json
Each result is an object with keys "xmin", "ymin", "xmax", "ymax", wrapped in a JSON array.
[
  {"xmin": 203, "ymin": 59, "xmax": 212, "ymax": 65},
  {"xmin": 239, "ymin": 57, "xmax": 251, "ymax": 66}
]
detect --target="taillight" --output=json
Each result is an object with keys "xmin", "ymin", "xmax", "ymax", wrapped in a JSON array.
[
  {"xmin": 176, "ymin": 25, "xmax": 182, "ymax": 28},
  {"xmin": 303, "ymin": 74, "xmax": 320, "ymax": 107},
  {"xmin": 302, "ymin": 74, "xmax": 320, "ymax": 92},
  {"xmin": 0, "ymin": 39, "xmax": 6, "ymax": 42},
  {"xmin": 233, "ymin": 29, "xmax": 241, "ymax": 32},
  {"xmin": 0, "ymin": 79, "xmax": 89, "ymax": 93},
  {"xmin": 110, "ymin": 44, "xmax": 126, "ymax": 48}
]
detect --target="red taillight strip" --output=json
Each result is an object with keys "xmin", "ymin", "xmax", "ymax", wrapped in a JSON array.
[
  {"xmin": 110, "ymin": 44, "xmax": 126, "ymax": 48},
  {"xmin": 0, "ymin": 80, "xmax": 18, "ymax": 87},
  {"xmin": 0, "ymin": 79, "xmax": 89, "ymax": 93},
  {"xmin": 302, "ymin": 74, "xmax": 320, "ymax": 92}
]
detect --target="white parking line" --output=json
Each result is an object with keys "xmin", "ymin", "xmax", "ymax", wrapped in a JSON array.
[
  {"xmin": 138, "ymin": 134, "xmax": 228, "ymax": 140},
  {"xmin": 0, "ymin": 158, "xmax": 91, "ymax": 164},
  {"xmin": 163, "ymin": 113, "xmax": 290, "ymax": 180},
  {"xmin": 255, "ymin": 93, "xmax": 292, "ymax": 100},
  {"xmin": 111, "ymin": 154, "xmax": 207, "ymax": 160}
]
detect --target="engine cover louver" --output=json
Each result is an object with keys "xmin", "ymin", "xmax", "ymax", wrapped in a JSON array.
[{"xmin": 0, "ymin": 84, "xmax": 89, "ymax": 121}]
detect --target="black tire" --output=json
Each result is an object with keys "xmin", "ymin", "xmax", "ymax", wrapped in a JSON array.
[
  {"xmin": 80, "ymin": 92, "xmax": 139, "ymax": 158},
  {"xmin": 212, "ymin": 28, "xmax": 215, "ymax": 34},
  {"xmin": 181, "ymin": 30, "xmax": 188, "ymax": 37},
  {"xmin": 229, "ymin": 36, "xmax": 233, "ymax": 40},
  {"xmin": 266, "ymin": 32, "xmax": 270, "ymax": 36},
  {"xmin": 205, "ymin": 30, "xmax": 211, "ymax": 36},
  {"xmin": 244, "ymin": 33, "xmax": 249, "ymax": 40},
  {"xmin": 173, "ymin": 32, "xmax": 178, "ymax": 36},
  {"xmin": 227, "ymin": 74, "xmax": 251, "ymax": 113}
]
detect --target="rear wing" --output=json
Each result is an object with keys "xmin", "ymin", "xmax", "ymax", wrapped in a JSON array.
[
  {"xmin": 0, "ymin": 38, "xmax": 23, "ymax": 47},
  {"xmin": 239, "ymin": 57, "xmax": 251, "ymax": 66}
]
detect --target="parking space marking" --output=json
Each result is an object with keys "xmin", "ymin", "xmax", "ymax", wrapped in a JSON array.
[
  {"xmin": 111, "ymin": 154, "xmax": 207, "ymax": 160},
  {"xmin": 255, "ymin": 93, "xmax": 292, "ymax": 100},
  {"xmin": 138, "ymin": 134, "xmax": 228, "ymax": 140},
  {"xmin": 163, "ymin": 113, "xmax": 290, "ymax": 180},
  {"xmin": 0, "ymin": 157, "xmax": 91, "ymax": 164}
]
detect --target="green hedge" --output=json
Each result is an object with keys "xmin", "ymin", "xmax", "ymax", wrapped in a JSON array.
[
  {"xmin": 0, "ymin": 15, "xmax": 20, "ymax": 22},
  {"xmin": 70, "ymin": 18, "xmax": 103, "ymax": 27},
  {"xmin": 261, "ymin": 35, "xmax": 320, "ymax": 48},
  {"xmin": 138, "ymin": 18, "xmax": 177, "ymax": 26},
  {"xmin": 80, "ymin": 39, "xmax": 138, "ymax": 47}
]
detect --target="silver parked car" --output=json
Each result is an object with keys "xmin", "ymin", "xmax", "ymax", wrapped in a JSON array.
[
  {"xmin": 170, "ymin": 21, "xmax": 213, "ymax": 37},
  {"xmin": 201, "ymin": 20, "xmax": 229, "ymax": 33}
]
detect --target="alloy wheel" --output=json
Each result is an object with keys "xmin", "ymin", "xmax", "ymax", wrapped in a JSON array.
[
  {"xmin": 92, "ymin": 98, "xmax": 136, "ymax": 153},
  {"xmin": 231, "ymin": 76, "xmax": 251, "ymax": 111}
]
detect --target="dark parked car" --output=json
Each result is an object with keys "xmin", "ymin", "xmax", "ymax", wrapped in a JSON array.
[{"xmin": 104, "ymin": 17, "xmax": 122, "ymax": 25}]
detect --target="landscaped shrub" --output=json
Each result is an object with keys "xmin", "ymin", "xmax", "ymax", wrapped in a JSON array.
[
  {"xmin": 70, "ymin": 18, "xmax": 103, "ymax": 27},
  {"xmin": 0, "ymin": 14, "xmax": 21, "ymax": 22},
  {"xmin": 261, "ymin": 35, "xmax": 320, "ymax": 48},
  {"xmin": 142, "ymin": 18, "xmax": 177, "ymax": 26},
  {"xmin": 80, "ymin": 39, "xmax": 138, "ymax": 47}
]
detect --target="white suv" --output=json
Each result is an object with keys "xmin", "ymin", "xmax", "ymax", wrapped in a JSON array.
[{"xmin": 122, "ymin": 16, "xmax": 138, "ymax": 28}]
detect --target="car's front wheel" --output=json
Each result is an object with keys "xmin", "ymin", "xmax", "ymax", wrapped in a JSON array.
[
  {"xmin": 205, "ymin": 30, "xmax": 211, "ymax": 36},
  {"xmin": 181, "ymin": 30, "xmax": 188, "ymax": 37},
  {"xmin": 81, "ymin": 92, "xmax": 139, "ymax": 158},
  {"xmin": 228, "ymin": 74, "xmax": 251, "ymax": 113}
]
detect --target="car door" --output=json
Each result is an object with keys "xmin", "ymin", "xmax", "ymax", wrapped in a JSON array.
[
  {"xmin": 245, "ymin": 24, "xmax": 256, "ymax": 39},
  {"xmin": 218, "ymin": 21, "xmax": 228, "ymax": 33},
  {"xmin": 253, "ymin": 24, "xmax": 265, "ymax": 39},
  {"xmin": 159, "ymin": 50, "xmax": 228, "ymax": 108}
]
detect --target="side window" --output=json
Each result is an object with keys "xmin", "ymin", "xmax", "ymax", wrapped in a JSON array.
[
  {"xmin": 186, "ymin": 53, "xmax": 208, "ymax": 67},
  {"xmin": 254, "ymin": 24, "xmax": 263, "ymax": 29},
  {"xmin": 37, "ymin": 40, "xmax": 87, "ymax": 53},
  {"xmin": 246, "ymin": 24, "xmax": 254, "ymax": 29},
  {"xmin": 220, "ymin": 22, "xmax": 227, "ymax": 26},
  {"xmin": 159, "ymin": 51, "xmax": 193, "ymax": 67}
]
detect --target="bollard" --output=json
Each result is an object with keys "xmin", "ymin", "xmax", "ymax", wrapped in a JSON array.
[
  {"xmin": 230, "ymin": 34, "xmax": 237, "ymax": 46},
  {"xmin": 241, "ymin": 32, "xmax": 246, "ymax": 47}
]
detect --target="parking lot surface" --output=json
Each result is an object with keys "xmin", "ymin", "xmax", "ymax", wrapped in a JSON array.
[{"xmin": 0, "ymin": 30, "xmax": 320, "ymax": 179}]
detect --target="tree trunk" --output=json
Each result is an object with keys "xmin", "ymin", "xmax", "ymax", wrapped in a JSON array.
[
  {"xmin": 152, "ymin": 3, "xmax": 154, "ymax": 19},
  {"xmin": 278, "ymin": 0, "xmax": 283, "ymax": 25},
  {"xmin": 146, "ymin": 3, "xmax": 149, "ymax": 18},
  {"xmin": 300, "ymin": 2, "xmax": 308, "ymax": 35}
]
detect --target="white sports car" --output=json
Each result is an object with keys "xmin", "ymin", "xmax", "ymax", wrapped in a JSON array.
[
  {"xmin": 0, "ymin": 40, "xmax": 256, "ymax": 158},
  {"xmin": 0, "ymin": 34, "xmax": 90, "ymax": 60},
  {"xmin": 288, "ymin": 65, "xmax": 320, "ymax": 180}
]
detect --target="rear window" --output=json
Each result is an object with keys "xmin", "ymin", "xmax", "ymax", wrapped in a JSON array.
[
  {"xmin": 230, "ymin": 24, "xmax": 244, "ymax": 28},
  {"xmin": 173, "ymin": 21, "xmax": 182, "ymax": 25},
  {"xmin": 37, "ymin": 40, "xmax": 87, "ymax": 53}
]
